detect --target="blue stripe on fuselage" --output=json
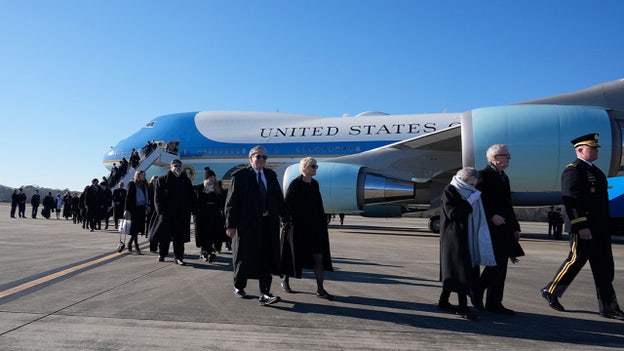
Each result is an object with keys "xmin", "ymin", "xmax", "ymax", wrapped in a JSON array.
[{"xmin": 104, "ymin": 111, "xmax": 404, "ymax": 162}]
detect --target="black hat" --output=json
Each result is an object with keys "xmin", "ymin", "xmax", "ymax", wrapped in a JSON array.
[
  {"xmin": 204, "ymin": 167, "xmax": 216, "ymax": 179},
  {"xmin": 571, "ymin": 133, "xmax": 600, "ymax": 148}
]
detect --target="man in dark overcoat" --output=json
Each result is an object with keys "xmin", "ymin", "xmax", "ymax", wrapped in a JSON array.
[
  {"xmin": 112, "ymin": 181, "xmax": 127, "ymax": 229},
  {"xmin": 17, "ymin": 188, "xmax": 27, "ymax": 218},
  {"xmin": 98, "ymin": 181, "xmax": 113, "ymax": 230},
  {"xmin": 225, "ymin": 145, "xmax": 289, "ymax": 305},
  {"xmin": 30, "ymin": 189, "xmax": 41, "ymax": 219},
  {"xmin": 84, "ymin": 178, "xmax": 101, "ymax": 231},
  {"xmin": 541, "ymin": 133, "xmax": 624, "ymax": 320},
  {"xmin": 148, "ymin": 159, "xmax": 194, "ymax": 265},
  {"xmin": 471, "ymin": 144, "xmax": 523, "ymax": 315}
]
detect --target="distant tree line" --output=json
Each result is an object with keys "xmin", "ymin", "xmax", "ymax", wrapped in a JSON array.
[{"xmin": 0, "ymin": 184, "xmax": 75, "ymax": 203}]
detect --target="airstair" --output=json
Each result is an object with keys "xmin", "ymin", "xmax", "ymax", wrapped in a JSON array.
[{"xmin": 110, "ymin": 147, "xmax": 178, "ymax": 189}]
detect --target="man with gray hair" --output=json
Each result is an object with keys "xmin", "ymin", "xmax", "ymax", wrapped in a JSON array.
[
  {"xmin": 225, "ymin": 146, "xmax": 289, "ymax": 306},
  {"xmin": 470, "ymin": 144, "xmax": 523, "ymax": 315}
]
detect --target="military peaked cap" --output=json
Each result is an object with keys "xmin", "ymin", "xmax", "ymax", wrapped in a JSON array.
[{"xmin": 571, "ymin": 133, "xmax": 600, "ymax": 148}]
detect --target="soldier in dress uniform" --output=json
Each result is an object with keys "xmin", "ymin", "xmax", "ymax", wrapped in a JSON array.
[{"xmin": 540, "ymin": 133, "xmax": 624, "ymax": 321}]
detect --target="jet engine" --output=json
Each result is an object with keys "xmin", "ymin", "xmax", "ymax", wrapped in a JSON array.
[
  {"xmin": 282, "ymin": 162, "xmax": 414, "ymax": 214},
  {"xmin": 462, "ymin": 104, "xmax": 623, "ymax": 205}
]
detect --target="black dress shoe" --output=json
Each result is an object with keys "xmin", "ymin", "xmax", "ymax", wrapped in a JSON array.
[
  {"xmin": 456, "ymin": 306, "xmax": 478, "ymax": 320},
  {"xmin": 316, "ymin": 290, "xmax": 334, "ymax": 300},
  {"xmin": 486, "ymin": 305, "xmax": 515, "ymax": 315},
  {"xmin": 540, "ymin": 288, "xmax": 565, "ymax": 312},
  {"xmin": 280, "ymin": 281, "xmax": 293, "ymax": 293},
  {"xmin": 470, "ymin": 289, "xmax": 485, "ymax": 312},
  {"xmin": 600, "ymin": 308, "xmax": 624, "ymax": 321},
  {"xmin": 438, "ymin": 300, "xmax": 457, "ymax": 312}
]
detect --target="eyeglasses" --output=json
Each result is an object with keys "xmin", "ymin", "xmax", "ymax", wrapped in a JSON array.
[
  {"xmin": 309, "ymin": 165, "xmax": 318, "ymax": 169},
  {"xmin": 254, "ymin": 155, "xmax": 268, "ymax": 160},
  {"xmin": 495, "ymin": 153, "xmax": 511, "ymax": 158}
]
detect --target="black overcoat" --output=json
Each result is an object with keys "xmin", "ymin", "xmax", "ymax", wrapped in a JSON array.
[
  {"xmin": 224, "ymin": 167, "xmax": 288, "ymax": 278},
  {"xmin": 281, "ymin": 176, "xmax": 333, "ymax": 278},
  {"xmin": 148, "ymin": 171, "xmax": 194, "ymax": 243},
  {"xmin": 476, "ymin": 165, "xmax": 524, "ymax": 260},
  {"xmin": 125, "ymin": 181, "xmax": 149, "ymax": 236},
  {"xmin": 439, "ymin": 184, "xmax": 473, "ymax": 294},
  {"xmin": 193, "ymin": 183, "xmax": 227, "ymax": 248}
]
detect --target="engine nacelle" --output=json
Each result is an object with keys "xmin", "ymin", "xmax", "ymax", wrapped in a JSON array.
[
  {"xmin": 282, "ymin": 162, "xmax": 414, "ymax": 214},
  {"xmin": 462, "ymin": 104, "xmax": 619, "ymax": 206}
]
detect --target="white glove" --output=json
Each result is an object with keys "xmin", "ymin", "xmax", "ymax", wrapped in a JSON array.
[{"xmin": 466, "ymin": 190, "xmax": 481, "ymax": 205}]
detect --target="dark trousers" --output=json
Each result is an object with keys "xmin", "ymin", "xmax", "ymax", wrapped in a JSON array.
[
  {"xmin": 32, "ymin": 205, "xmax": 39, "ymax": 218},
  {"xmin": 157, "ymin": 218, "xmax": 187, "ymax": 260},
  {"xmin": 87, "ymin": 209, "xmax": 99, "ymax": 230},
  {"xmin": 159, "ymin": 238, "xmax": 185, "ymax": 259},
  {"xmin": 473, "ymin": 256, "xmax": 509, "ymax": 309},
  {"xmin": 543, "ymin": 233, "xmax": 617, "ymax": 312},
  {"xmin": 127, "ymin": 234, "xmax": 140, "ymax": 252},
  {"xmin": 233, "ymin": 217, "xmax": 273, "ymax": 295}
]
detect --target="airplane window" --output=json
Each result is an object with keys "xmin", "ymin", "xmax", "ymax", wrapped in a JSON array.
[{"xmin": 145, "ymin": 121, "xmax": 155, "ymax": 128}]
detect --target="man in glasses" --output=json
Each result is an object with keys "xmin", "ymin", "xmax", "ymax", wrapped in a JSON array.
[
  {"xmin": 541, "ymin": 133, "xmax": 624, "ymax": 320},
  {"xmin": 470, "ymin": 144, "xmax": 523, "ymax": 315},
  {"xmin": 148, "ymin": 159, "xmax": 194, "ymax": 265},
  {"xmin": 225, "ymin": 145, "xmax": 289, "ymax": 306}
]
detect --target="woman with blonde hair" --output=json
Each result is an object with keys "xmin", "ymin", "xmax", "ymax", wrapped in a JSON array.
[{"xmin": 281, "ymin": 157, "xmax": 334, "ymax": 299}]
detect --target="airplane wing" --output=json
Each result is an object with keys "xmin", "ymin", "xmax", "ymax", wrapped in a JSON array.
[
  {"xmin": 330, "ymin": 124, "xmax": 462, "ymax": 183},
  {"xmin": 381, "ymin": 123, "xmax": 462, "ymax": 152}
]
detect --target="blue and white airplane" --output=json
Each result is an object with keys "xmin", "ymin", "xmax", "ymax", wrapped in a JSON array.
[{"xmin": 104, "ymin": 78, "xmax": 624, "ymax": 232}]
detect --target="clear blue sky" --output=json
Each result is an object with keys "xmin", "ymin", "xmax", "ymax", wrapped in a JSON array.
[{"xmin": 1, "ymin": 0, "xmax": 622, "ymax": 191}]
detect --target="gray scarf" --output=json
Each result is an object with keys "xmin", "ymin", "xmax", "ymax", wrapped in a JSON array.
[{"xmin": 450, "ymin": 176, "xmax": 496, "ymax": 267}]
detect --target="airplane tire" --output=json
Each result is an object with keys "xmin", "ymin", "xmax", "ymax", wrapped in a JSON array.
[{"xmin": 428, "ymin": 215, "xmax": 440, "ymax": 234}]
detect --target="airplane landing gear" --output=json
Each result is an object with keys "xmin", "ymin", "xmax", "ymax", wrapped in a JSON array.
[{"xmin": 428, "ymin": 215, "xmax": 440, "ymax": 233}]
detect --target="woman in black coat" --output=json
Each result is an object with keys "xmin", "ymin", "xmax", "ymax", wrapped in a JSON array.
[
  {"xmin": 281, "ymin": 157, "xmax": 334, "ymax": 299},
  {"xmin": 124, "ymin": 170, "xmax": 149, "ymax": 254},
  {"xmin": 194, "ymin": 168, "xmax": 227, "ymax": 262},
  {"xmin": 439, "ymin": 167, "xmax": 495, "ymax": 320}
]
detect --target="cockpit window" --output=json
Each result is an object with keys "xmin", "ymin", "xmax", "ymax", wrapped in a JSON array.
[{"xmin": 145, "ymin": 121, "xmax": 155, "ymax": 128}]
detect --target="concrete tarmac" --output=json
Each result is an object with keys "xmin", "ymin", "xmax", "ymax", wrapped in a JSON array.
[{"xmin": 1, "ymin": 205, "xmax": 623, "ymax": 350}]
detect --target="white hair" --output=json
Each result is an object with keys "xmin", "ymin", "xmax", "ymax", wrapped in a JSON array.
[
  {"xmin": 455, "ymin": 167, "xmax": 479, "ymax": 182},
  {"xmin": 486, "ymin": 144, "xmax": 507, "ymax": 162}
]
